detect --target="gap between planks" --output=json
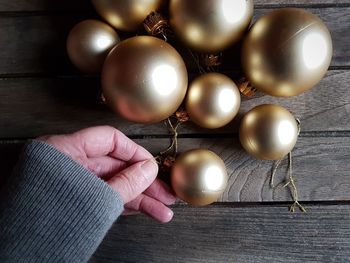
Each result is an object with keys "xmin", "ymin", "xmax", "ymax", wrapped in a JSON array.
[
  {"xmin": 0, "ymin": 66, "xmax": 349, "ymax": 80},
  {"xmin": 1, "ymin": 129, "xmax": 350, "ymax": 142}
]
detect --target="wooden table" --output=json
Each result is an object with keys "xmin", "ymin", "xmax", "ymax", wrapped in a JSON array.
[{"xmin": 1, "ymin": 1, "xmax": 349, "ymax": 262}]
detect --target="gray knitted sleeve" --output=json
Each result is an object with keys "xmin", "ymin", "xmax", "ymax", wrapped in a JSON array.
[{"xmin": 0, "ymin": 140, "xmax": 125, "ymax": 263}]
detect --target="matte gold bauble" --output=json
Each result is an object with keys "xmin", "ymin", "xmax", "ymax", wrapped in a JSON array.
[
  {"xmin": 171, "ymin": 149, "xmax": 228, "ymax": 206},
  {"xmin": 185, "ymin": 73, "xmax": 241, "ymax": 129},
  {"xmin": 239, "ymin": 104, "xmax": 299, "ymax": 160},
  {"xmin": 242, "ymin": 8, "xmax": 333, "ymax": 97},
  {"xmin": 92, "ymin": 0, "xmax": 163, "ymax": 31},
  {"xmin": 67, "ymin": 20, "xmax": 119, "ymax": 73},
  {"xmin": 169, "ymin": 0, "xmax": 253, "ymax": 52},
  {"xmin": 101, "ymin": 36, "xmax": 188, "ymax": 123}
]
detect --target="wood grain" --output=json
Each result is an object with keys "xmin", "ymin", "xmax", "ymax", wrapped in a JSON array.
[
  {"xmin": 2, "ymin": 136, "xmax": 350, "ymax": 202},
  {"xmin": 0, "ymin": 0, "xmax": 93, "ymax": 12},
  {"xmin": 135, "ymin": 137, "xmax": 350, "ymax": 202},
  {"xmin": 0, "ymin": 70, "xmax": 348, "ymax": 138},
  {"xmin": 0, "ymin": 7, "xmax": 348, "ymax": 76},
  {"xmin": 1, "ymin": 0, "xmax": 349, "ymax": 12},
  {"xmin": 0, "ymin": 1, "xmax": 349, "ymax": 262},
  {"xmin": 91, "ymin": 204, "xmax": 350, "ymax": 263}
]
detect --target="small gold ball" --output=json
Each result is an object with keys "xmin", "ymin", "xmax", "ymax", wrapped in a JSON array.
[
  {"xmin": 92, "ymin": 0, "xmax": 163, "ymax": 31},
  {"xmin": 101, "ymin": 36, "xmax": 188, "ymax": 124},
  {"xmin": 171, "ymin": 149, "xmax": 228, "ymax": 206},
  {"xmin": 170, "ymin": 0, "xmax": 253, "ymax": 52},
  {"xmin": 239, "ymin": 104, "xmax": 299, "ymax": 160},
  {"xmin": 242, "ymin": 8, "xmax": 332, "ymax": 97},
  {"xmin": 186, "ymin": 73, "xmax": 241, "ymax": 129},
  {"xmin": 66, "ymin": 20, "xmax": 119, "ymax": 73}
]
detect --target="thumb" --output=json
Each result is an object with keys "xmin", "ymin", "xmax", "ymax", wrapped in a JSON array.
[{"xmin": 107, "ymin": 159, "xmax": 158, "ymax": 203}]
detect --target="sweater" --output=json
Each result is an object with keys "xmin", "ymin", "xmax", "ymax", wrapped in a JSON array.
[{"xmin": 0, "ymin": 140, "xmax": 124, "ymax": 262}]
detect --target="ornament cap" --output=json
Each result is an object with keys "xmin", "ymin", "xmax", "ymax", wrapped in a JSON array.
[
  {"xmin": 175, "ymin": 109, "xmax": 190, "ymax": 123},
  {"xmin": 200, "ymin": 53, "xmax": 222, "ymax": 68},
  {"xmin": 238, "ymin": 78, "xmax": 257, "ymax": 97},
  {"xmin": 143, "ymin": 11, "xmax": 170, "ymax": 37}
]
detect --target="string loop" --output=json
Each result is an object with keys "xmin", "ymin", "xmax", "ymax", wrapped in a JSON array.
[{"xmin": 270, "ymin": 118, "xmax": 305, "ymax": 212}]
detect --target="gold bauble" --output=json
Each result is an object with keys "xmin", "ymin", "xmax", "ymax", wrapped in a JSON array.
[
  {"xmin": 169, "ymin": 0, "xmax": 253, "ymax": 52},
  {"xmin": 171, "ymin": 149, "xmax": 228, "ymax": 206},
  {"xmin": 185, "ymin": 73, "xmax": 241, "ymax": 129},
  {"xmin": 239, "ymin": 104, "xmax": 299, "ymax": 160},
  {"xmin": 67, "ymin": 20, "xmax": 119, "ymax": 73},
  {"xmin": 92, "ymin": 0, "xmax": 163, "ymax": 31},
  {"xmin": 101, "ymin": 36, "xmax": 188, "ymax": 123},
  {"xmin": 242, "ymin": 8, "xmax": 333, "ymax": 97}
]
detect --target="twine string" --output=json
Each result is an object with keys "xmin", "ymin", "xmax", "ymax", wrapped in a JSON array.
[
  {"xmin": 270, "ymin": 152, "xmax": 306, "ymax": 213},
  {"xmin": 155, "ymin": 117, "xmax": 183, "ymax": 166},
  {"xmin": 270, "ymin": 119, "xmax": 306, "ymax": 212},
  {"xmin": 159, "ymin": 118, "xmax": 180, "ymax": 157},
  {"xmin": 270, "ymin": 158, "xmax": 282, "ymax": 188}
]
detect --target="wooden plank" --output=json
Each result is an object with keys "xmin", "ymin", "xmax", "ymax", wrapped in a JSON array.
[
  {"xmin": 0, "ymin": 70, "xmax": 349, "ymax": 138},
  {"xmin": 2, "ymin": 136, "xmax": 350, "ymax": 202},
  {"xmin": 0, "ymin": 76, "xmax": 170, "ymax": 138},
  {"xmin": 91, "ymin": 204, "xmax": 350, "ymax": 263},
  {"xmin": 137, "ymin": 137, "xmax": 350, "ymax": 202},
  {"xmin": 0, "ymin": 14, "xmax": 89, "ymax": 76},
  {"xmin": 0, "ymin": 7, "xmax": 348, "ymax": 75},
  {"xmin": 0, "ymin": 1, "xmax": 93, "ymax": 12},
  {"xmin": 0, "ymin": 1, "xmax": 349, "ymax": 12},
  {"xmin": 255, "ymin": 0, "xmax": 350, "ymax": 5}
]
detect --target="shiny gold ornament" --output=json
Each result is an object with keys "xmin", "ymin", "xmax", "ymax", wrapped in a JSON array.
[
  {"xmin": 92, "ymin": 0, "xmax": 163, "ymax": 31},
  {"xmin": 186, "ymin": 73, "xmax": 241, "ymax": 129},
  {"xmin": 239, "ymin": 104, "xmax": 299, "ymax": 160},
  {"xmin": 101, "ymin": 36, "xmax": 188, "ymax": 123},
  {"xmin": 242, "ymin": 8, "xmax": 333, "ymax": 97},
  {"xmin": 171, "ymin": 149, "xmax": 228, "ymax": 206},
  {"xmin": 67, "ymin": 20, "xmax": 119, "ymax": 73},
  {"xmin": 169, "ymin": 0, "xmax": 254, "ymax": 52}
]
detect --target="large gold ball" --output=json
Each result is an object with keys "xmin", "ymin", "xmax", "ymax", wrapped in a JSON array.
[
  {"xmin": 239, "ymin": 104, "xmax": 299, "ymax": 160},
  {"xmin": 67, "ymin": 20, "xmax": 120, "ymax": 73},
  {"xmin": 102, "ymin": 36, "xmax": 188, "ymax": 123},
  {"xmin": 185, "ymin": 73, "xmax": 241, "ymax": 129},
  {"xmin": 242, "ymin": 8, "xmax": 333, "ymax": 97},
  {"xmin": 171, "ymin": 149, "xmax": 228, "ymax": 206},
  {"xmin": 169, "ymin": 0, "xmax": 253, "ymax": 52},
  {"xmin": 92, "ymin": 0, "xmax": 163, "ymax": 31}
]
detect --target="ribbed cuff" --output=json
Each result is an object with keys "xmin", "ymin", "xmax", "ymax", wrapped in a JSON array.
[{"xmin": 0, "ymin": 140, "xmax": 124, "ymax": 263}]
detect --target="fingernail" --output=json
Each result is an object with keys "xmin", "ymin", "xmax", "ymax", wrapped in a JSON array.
[
  {"xmin": 164, "ymin": 210, "xmax": 174, "ymax": 223},
  {"xmin": 141, "ymin": 159, "xmax": 158, "ymax": 176}
]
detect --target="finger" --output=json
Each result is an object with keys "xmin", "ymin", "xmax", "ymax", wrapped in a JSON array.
[
  {"xmin": 144, "ymin": 179, "xmax": 177, "ymax": 205},
  {"xmin": 86, "ymin": 156, "xmax": 127, "ymax": 178},
  {"xmin": 107, "ymin": 129, "xmax": 153, "ymax": 163},
  {"xmin": 125, "ymin": 194, "xmax": 174, "ymax": 223},
  {"xmin": 108, "ymin": 159, "xmax": 158, "ymax": 203},
  {"xmin": 71, "ymin": 126, "xmax": 153, "ymax": 161}
]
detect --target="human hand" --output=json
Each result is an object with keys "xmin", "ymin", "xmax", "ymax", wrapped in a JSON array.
[{"xmin": 38, "ymin": 126, "xmax": 176, "ymax": 223}]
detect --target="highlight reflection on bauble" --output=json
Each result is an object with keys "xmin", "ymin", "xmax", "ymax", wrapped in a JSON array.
[
  {"xmin": 242, "ymin": 8, "xmax": 332, "ymax": 97},
  {"xmin": 101, "ymin": 36, "xmax": 188, "ymax": 124}
]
